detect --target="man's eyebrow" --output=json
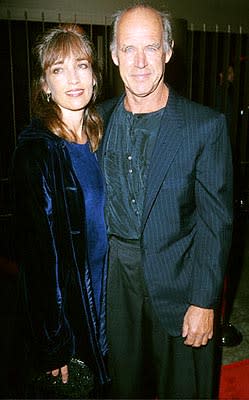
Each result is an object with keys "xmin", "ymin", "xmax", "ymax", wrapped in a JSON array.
[
  {"xmin": 120, "ymin": 44, "xmax": 133, "ymax": 49},
  {"xmin": 147, "ymin": 42, "xmax": 161, "ymax": 48},
  {"xmin": 120, "ymin": 42, "xmax": 161, "ymax": 50}
]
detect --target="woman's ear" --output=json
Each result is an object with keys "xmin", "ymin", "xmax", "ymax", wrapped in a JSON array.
[
  {"xmin": 41, "ymin": 80, "xmax": 52, "ymax": 102},
  {"xmin": 41, "ymin": 76, "xmax": 49, "ymax": 94}
]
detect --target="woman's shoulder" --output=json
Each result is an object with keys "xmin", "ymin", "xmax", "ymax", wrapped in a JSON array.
[
  {"xmin": 17, "ymin": 118, "xmax": 64, "ymax": 153},
  {"xmin": 19, "ymin": 118, "xmax": 61, "ymax": 144},
  {"xmin": 14, "ymin": 118, "xmax": 65, "ymax": 170}
]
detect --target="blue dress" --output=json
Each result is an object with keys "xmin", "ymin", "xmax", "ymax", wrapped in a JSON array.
[{"xmin": 66, "ymin": 141, "xmax": 107, "ymax": 319}]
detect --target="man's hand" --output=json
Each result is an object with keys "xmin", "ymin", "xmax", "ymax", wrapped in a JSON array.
[
  {"xmin": 182, "ymin": 305, "xmax": 214, "ymax": 347},
  {"xmin": 47, "ymin": 364, "xmax": 69, "ymax": 384}
]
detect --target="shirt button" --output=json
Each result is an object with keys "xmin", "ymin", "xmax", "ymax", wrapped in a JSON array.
[
  {"xmin": 128, "ymin": 155, "xmax": 132, "ymax": 160},
  {"xmin": 128, "ymin": 169, "xmax": 133, "ymax": 173},
  {"xmin": 131, "ymin": 199, "xmax": 136, "ymax": 204}
]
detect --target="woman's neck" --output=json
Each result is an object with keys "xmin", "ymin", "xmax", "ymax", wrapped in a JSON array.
[{"xmin": 62, "ymin": 110, "xmax": 87, "ymax": 143}]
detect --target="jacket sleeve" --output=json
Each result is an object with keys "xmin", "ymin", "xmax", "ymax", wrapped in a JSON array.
[
  {"xmin": 190, "ymin": 113, "xmax": 233, "ymax": 308},
  {"xmin": 12, "ymin": 140, "xmax": 75, "ymax": 372}
]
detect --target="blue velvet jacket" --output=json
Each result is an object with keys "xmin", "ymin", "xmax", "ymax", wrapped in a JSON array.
[{"xmin": 12, "ymin": 118, "xmax": 109, "ymax": 384}]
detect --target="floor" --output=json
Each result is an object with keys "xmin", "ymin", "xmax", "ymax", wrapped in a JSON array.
[{"xmin": 222, "ymin": 214, "xmax": 249, "ymax": 365}]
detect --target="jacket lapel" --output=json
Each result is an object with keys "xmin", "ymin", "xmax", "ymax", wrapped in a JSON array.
[{"xmin": 141, "ymin": 90, "xmax": 184, "ymax": 232}]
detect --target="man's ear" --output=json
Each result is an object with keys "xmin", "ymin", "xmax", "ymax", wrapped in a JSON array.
[
  {"xmin": 165, "ymin": 41, "xmax": 174, "ymax": 64},
  {"xmin": 111, "ymin": 51, "xmax": 119, "ymax": 67},
  {"xmin": 165, "ymin": 50, "xmax": 172, "ymax": 64}
]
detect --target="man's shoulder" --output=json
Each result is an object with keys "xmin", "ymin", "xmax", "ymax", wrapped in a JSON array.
[
  {"xmin": 167, "ymin": 89, "xmax": 227, "ymax": 142},
  {"xmin": 173, "ymin": 90, "xmax": 223, "ymax": 121},
  {"xmin": 97, "ymin": 96, "xmax": 121, "ymax": 119}
]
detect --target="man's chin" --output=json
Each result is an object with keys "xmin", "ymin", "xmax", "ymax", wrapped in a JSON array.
[{"xmin": 127, "ymin": 87, "xmax": 154, "ymax": 98}]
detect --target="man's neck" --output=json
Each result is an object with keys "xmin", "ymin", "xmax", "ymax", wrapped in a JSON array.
[{"xmin": 124, "ymin": 84, "xmax": 169, "ymax": 114}]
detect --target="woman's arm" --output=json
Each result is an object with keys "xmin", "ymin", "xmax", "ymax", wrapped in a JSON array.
[{"xmin": 12, "ymin": 140, "xmax": 74, "ymax": 373}]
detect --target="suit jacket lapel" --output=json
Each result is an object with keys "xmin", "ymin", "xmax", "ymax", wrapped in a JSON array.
[{"xmin": 141, "ymin": 89, "xmax": 184, "ymax": 232}]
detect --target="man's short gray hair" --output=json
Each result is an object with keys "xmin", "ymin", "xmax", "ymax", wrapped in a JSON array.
[{"xmin": 110, "ymin": 3, "xmax": 174, "ymax": 55}]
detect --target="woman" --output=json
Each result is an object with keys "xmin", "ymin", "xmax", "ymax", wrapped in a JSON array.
[{"xmin": 12, "ymin": 24, "xmax": 109, "ymax": 396}]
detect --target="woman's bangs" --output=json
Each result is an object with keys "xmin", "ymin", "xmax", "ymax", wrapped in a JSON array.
[{"xmin": 44, "ymin": 33, "xmax": 91, "ymax": 69}]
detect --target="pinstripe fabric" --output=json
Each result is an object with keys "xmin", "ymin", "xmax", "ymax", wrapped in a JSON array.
[{"xmin": 99, "ymin": 87, "xmax": 233, "ymax": 337}]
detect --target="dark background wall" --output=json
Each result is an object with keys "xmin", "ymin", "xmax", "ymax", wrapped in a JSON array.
[{"xmin": 1, "ymin": 0, "xmax": 249, "ymax": 33}]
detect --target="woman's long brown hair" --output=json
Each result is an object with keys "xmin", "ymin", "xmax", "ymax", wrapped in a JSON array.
[{"xmin": 31, "ymin": 24, "xmax": 103, "ymax": 151}]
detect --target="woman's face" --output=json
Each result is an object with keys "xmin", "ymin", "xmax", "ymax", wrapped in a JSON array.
[{"xmin": 43, "ymin": 52, "xmax": 95, "ymax": 117}]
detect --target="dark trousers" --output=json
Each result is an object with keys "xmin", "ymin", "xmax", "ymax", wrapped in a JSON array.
[{"xmin": 105, "ymin": 236, "xmax": 221, "ymax": 399}]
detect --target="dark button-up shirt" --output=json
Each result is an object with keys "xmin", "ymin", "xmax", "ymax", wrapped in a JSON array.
[{"xmin": 104, "ymin": 101, "xmax": 164, "ymax": 239}]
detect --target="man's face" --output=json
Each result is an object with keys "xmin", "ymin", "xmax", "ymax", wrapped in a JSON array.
[{"xmin": 112, "ymin": 8, "xmax": 172, "ymax": 99}]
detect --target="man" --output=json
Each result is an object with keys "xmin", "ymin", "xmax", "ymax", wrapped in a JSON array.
[{"xmin": 98, "ymin": 4, "xmax": 233, "ymax": 399}]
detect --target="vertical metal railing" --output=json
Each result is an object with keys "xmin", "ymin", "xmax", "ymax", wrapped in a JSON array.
[
  {"xmin": 240, "ymin": 35, "xmax": 249, "ymax": 162},
  {"xmin": 197, "ymin": 24, "xmax": 206, "ymax": 104},
  {"xmin": 25, "ymin": 11, "xmax": 32, "ymax": 120},
  {"xmin": 7, "ymin": 11, "xmax": 16, "ymax": 148},
  {"xmin": 186, "ymin": 23, "xmax": 194, "ymax": 100},
  {"xmin": 220, "ymin": 26, "xmax": 231, "ymax": 115},
  {"xmin": 209, "ymin": 25, "xmax": 219, "ymax": 108},
  {"xmin": 104, "ymin": 16, "xmax": 109, "ymax": 94},
  {"xmin": 239, "ymin": 33, "xmax": 249, "ymax": 206},
  {"xmin": 231, "ymin": 27, "xmax": 242, "ymax": 152}
]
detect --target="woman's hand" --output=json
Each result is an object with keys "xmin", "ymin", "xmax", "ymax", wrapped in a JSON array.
[{"xmin": 47, "ymin": 364, "xmax": 69, "ymax": 384}]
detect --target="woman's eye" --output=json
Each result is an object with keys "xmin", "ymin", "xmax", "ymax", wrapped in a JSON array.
[
  {"xmin": 79, "ymin": 63, "xmax": 88, "ymax": 69},
  {"xmin": 52, "ymin": 67, "xmax": 62, "ymax": 74}
]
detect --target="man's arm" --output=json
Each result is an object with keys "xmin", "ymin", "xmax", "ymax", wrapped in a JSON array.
[{"xmin": 183, "ymin": 113, "xmax": 233, "ymax": 346}]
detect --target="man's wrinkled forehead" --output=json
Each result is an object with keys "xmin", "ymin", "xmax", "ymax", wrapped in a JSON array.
[{"xmin": 116, "ymin": 8, "xmax": 164, "ymax": 45}]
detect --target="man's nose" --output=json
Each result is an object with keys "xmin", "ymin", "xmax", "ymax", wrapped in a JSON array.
[{"xmin": 134, "ymin": 50, "xmax": 147, "ymax": 68}]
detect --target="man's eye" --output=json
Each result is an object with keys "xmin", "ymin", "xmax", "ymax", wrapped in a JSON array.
[
  {"xmin": 123, "ymin": 47, "xmax": 134, "ymax": 53},
  {"xmin": 147, "ymin": 46, "xmax": 158, "ymax": 52}
]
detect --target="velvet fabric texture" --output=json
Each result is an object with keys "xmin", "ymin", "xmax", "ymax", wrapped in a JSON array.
[
  {"xmin": 65, "ymin": 141, "xmax": 107, "ymax": 320},
  {"xmin": 12, "ymin": 118, "xmax": 109, "ymax": 385}
]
